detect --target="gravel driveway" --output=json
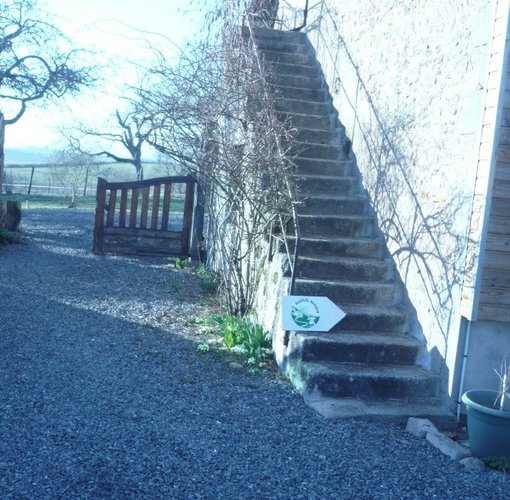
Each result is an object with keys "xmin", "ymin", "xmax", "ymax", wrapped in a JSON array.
[{"xmin": 1, "ymin": 209, "xmax": 510, "ymax": 499}]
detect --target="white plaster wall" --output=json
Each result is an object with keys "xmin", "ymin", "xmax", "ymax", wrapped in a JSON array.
[{"xmin": 284, "ymin": 0, "xmax": 495, "ymax": 398}]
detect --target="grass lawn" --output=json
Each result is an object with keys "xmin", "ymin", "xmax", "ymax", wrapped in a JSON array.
[
  {"xmin": 3, "ymin": 194, "xmax": 97, "ymax": 209},
  {"xmin": 2, "ymin": 193, "xmax": 186, "ymax": 212}
]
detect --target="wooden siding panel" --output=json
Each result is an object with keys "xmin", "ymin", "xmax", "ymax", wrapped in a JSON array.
[
  {"xmin": 490, "ymin": 196, "xmax": 510, "ymax": 217},
  {"xmin": 495, "ymin": 163, "xmax": 510, "ymax": 181},
  {"xmin": 478, "ymin": 304, "xmax": 510, "ymax": 322},
  {"xmin": 497, "ymin": 126, "xmax": 510, "ymax": 144},
  {"xmin": 487, "ymin": 214, "xmax": 510, "ymax": 235},
  {"xmin": 485, "ymin": 233, "xmax": 510, "ymax": 253},
  {"xmin": 484, "ymin": 250, "xmax": 510, "ymax": 271},
  {"xmin": 497, "ymin": 144, "xmax": 510, "ymax": 163},
  {"xmin": 463, "ymin": 3, "xmax": 510, "ymax": 322},
  {"xmin": 479, "ymin": 270, "xmax": 510, "ymax": 305},
  {"xmin": 501, "ymin": 107, "xmax": 510, "ymax": 126},
  {"xmin": 492, "ymin": 178, "xmax": 510, "ymax": 199}
]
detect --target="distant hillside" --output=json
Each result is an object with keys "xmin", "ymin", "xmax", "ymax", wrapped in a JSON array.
[{"xmin": 5, "ymin": 148, "xmax": 53, "ymax": 165}]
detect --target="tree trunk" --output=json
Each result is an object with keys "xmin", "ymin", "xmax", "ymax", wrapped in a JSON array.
[
  {"xmin": 0, "ymin": 113, "xmax": 5, "ymax": 229},
  {"xmin": 83, "ymin": 166, "xmax": 89, "ymax": 196}
]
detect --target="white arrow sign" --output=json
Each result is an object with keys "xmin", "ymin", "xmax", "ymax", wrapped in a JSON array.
[{"xmin": 281, "ymin": 295, "xmax": 346, "ymax": 332}]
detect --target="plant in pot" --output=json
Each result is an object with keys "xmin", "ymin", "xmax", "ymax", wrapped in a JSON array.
[{"xmin": 462, "ymin": 356, "xmax": 510, "ymax": 460}]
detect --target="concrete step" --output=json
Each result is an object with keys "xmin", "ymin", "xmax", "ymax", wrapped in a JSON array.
[
  {"xmin": 293, "ymin": 127, "xmax": 340, "ymax": 144},
  {"xmin": 293, "ymin": 143, "xmax": 348, "ymax": 161},
  {"xmin": 254, "ymin": 38, "xmax": 305, "ymax": 54},
  {"xmin": 266, "ymin": 62, "xmax": 319, "ymax": 78},
  {"xmin": 295, "ymin": 174, "xmax": 358, "ymax": 195},
  {"xmin": 302, "ymin": 394, "xmax": 455, "ymax": 427},
  {"xmin": 295, "ymin": 255, "xmax": 391, "ymax": 281},
  {"xmin": 277, "ymin": 85, "xmax": 327, "ymax": 101},
  {"xmin": 296, "ymin": 214, "xmax": 373, "ymax": 237},
  {"xmin": 272, "ymin": 73, "xmax": 322, "ymax": 89},
  {"xmin": 280, "ymin": 111, "xmax": 331, "ymax": 130},
  {"xmin": 298, "ymin": 194, "xmax": 367, "ymax": 216},
  {"xmin": 331, "ymin": 304, "xmax": 409, "ymax": 332},
  {"xmin": 288, "ymin": 330, "xmax": 420, "ymax": 365},
  {"xmin": 276, "ymin": 98, "xmax": 330, "ymax": 115},
  {"xmin": 293, "ymin": 157, "xmax": 353, "ymax": 176},
  {"xmin": 262, "ymin": 50, "xmax": 313, "ymax": 66},
  {"xmin": 295, "ymin": 362, "xmax": 438, "ymax": 401},
  {"xmin": 270, "ymin": 62, "xmax": 318, "ymax": 78},
  {"xmin": 282, "ymin": 235, "xmax": 386, "ymax": 259},
  {"xmin": 294, "ymin": 278, "xmax": 401, "ymax": 306},
  {"xmin": 249, "ymin": 26, "xmax": 306, "ymax": 44}
]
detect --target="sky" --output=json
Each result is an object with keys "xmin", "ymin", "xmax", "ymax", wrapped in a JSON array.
[{"xmin": 6, "ymin": 0, "xmax": 201, "ymax": 151}]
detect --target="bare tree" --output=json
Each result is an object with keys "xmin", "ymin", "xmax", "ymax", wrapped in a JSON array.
[
  {"xmin": 65, "ymin": 108, "xmax": 153, "ymax": 181},
  {"xmin": 0, "ymin": 0, "xmax": 95, "ymax": 226},
  {"xmin": 0, "ymin": 0, "xmax": 94, "ymax": 125},
  {"xmin": 136, "ymin": 14, "xmax": 298, "ymax": 315},
  {"xmin": 50, "ymin": 148, "xmax": 108, "ymax": 207}
]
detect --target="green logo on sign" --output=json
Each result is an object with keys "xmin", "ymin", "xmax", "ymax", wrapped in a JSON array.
[{"xmin": 291, "ymin": 298, "xmax": 320, "ymax": 329}]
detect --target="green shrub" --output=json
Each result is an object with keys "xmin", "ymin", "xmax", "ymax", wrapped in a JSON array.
[
  {"xmin": 0, "ymin": 229, "xmax": 21, "ymax": 245},
  {"xmin": 196, "ymin": 263, "xmax": 221, "ymax": 294},
  {"xmin": 212, "ymin": 314, "xmax": 272, "ymax": 362},
  {"xmin": 174, "ymin": 257, "xmax": 190, "ymax": 270},
  {"xmin": 483, "ymin": 456, "xmax": 510, "ymax": 473}
]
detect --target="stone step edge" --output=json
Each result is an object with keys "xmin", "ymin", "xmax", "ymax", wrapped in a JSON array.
[
  {"xmin": 300, "ymin": 255, "xmax": 392, "ymax": 267},
  {"xmin": 293, "ymin": 330, "xmax": 420, "ymax": 346},
  {"xmin": 294, "ymin": 173, "xmax": 357, "ymax": 181},
  {"xmin": 302, "ymin": 360, "xmax": 434, "ymax": 381},
  {"xmin": 279, "ymin": 110, "xmax": 333, "ymax": 120},
  {"xmin": 268, "ymin": 60, "xmax": 317, "ymax": 70},
  {"xmin": 303, "ymin": 393, "xmax": 455, "ymax": 428},
  {"xmin": 297, "ymin": 214, "xmax": 372, "ymax": 221},
  {"xmin": 298, "ymin": 194, "xmax": 367, "ymax": 201}
]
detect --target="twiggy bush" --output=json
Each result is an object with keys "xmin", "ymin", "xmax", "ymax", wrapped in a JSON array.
[{"xmin": 135, "ymin": 1, "xmax": 297, "ymax": 316}]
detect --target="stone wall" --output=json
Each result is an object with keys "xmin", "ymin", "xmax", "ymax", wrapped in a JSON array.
[
  {"xmin": 252, "ymin": 238, "xmax": 291, "ymax": 366},
  {"xmin": 284, "ymin": 0, "xmax": 495, "ymax": 398}
]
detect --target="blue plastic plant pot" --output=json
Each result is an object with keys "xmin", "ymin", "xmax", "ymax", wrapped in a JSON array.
[{"xmin": 462, "ymin": 390, "xmax": 510, "ymax": 459}]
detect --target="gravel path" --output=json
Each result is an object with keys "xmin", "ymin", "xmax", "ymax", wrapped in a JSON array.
[{"xmin": 1, "ymin": 209, "xmax": 510, "ymax": 499}]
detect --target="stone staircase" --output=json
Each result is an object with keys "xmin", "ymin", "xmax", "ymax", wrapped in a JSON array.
[{"xmin": 248, "ymin": 27, "xmax": 451, "ymax": 421}]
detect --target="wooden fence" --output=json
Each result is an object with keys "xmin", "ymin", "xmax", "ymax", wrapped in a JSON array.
[{"xmin": 93, "ymin": 175, "xmax": 200, "ymax": 258}]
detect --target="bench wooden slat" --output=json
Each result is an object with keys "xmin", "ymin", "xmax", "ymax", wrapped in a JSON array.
[
  {"xmin": 161, "ymin": 183, "xmax": 172, "ymax": 231},
  {"xmin": 140, "ymin": 186, "xmax": 150, "ymax": 229},
  {"xmin": 119, "ymin": 188, "xmax": 128, "ymax": 228},
  {"xmin": 151, "ymin": 184, "xmax": 161, "ymax": 230},
  {"xmin": 106, "ymin": 189, "xmax": 117, "ymax": 226},
  {"xmin": 130, "ymin": 188, "xmax": 139, "ymax": 228}
]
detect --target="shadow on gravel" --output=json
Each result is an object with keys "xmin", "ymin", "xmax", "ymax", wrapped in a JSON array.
[
  {"xmin": 0, "ymin": 289, "xmax": 299, "ymax": 498},
  {"xmin": 2, "ymin": 210, "xmax": 510, "ymax": 498}
]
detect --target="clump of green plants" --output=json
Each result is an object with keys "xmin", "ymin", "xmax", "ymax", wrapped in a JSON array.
[
  {"xmin": 196, "ymin": 342, "xmax": 210, "ymax": 353},
  {"xmin": 195, "ymin": 263, "xmax": 221, "ymax": 294},
  {"xmin": 483, "ymin": 456, "xmax": 510, "ymax": 473},
  {"xmin": 174, "ymin": 257, "xmax": 190, "ymax": 270},
  {"xmin": 212, "ymin": 314, "xmax": 272, "ymax": 364},
  {"xmin": 0, "ymin": 229, "xmax": 21, "ymax": 245}
]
